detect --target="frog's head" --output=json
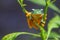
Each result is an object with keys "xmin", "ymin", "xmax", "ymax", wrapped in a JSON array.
[{"xmin": 31, "ymin": 9, "xmax": 43, "ymax": 14}]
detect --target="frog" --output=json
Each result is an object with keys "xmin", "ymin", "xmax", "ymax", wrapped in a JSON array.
[{"xmin": 26, "ymin": 9, "xmax": 46, "ymax": 30}]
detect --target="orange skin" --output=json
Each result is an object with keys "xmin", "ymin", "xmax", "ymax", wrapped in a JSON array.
[{"xmin": 25, "ymin": 10, "xmax": 47, "ymax": 30}]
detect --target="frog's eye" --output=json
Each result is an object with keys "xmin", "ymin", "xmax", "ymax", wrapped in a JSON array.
[
  {"xmin": 40, "ymin": 9, "xmax": 43, "ymax": 13},
  {"xmin": 41, "ymin": 9, "xmax": 43, "ymax": 11},
  {"xmin": 32, "ymin": 9, "xmax": 35, "ymax": 10}
]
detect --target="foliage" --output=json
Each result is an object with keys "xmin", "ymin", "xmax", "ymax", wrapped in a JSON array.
[
  {"xmin": 1, "ymin": 0, "xmax": 60, "ymax": 40},
  {"xmin": 2, "ymin": 15, "xmax": 60, "ymax": 40},
  {"xmin": 2, "ymin": 32, "xmax": 40, "ymax": 40},
  {"xmin": 28, "ymin": 0, "xmax": 60, "ymax": 13},
  {"xmin": 47, "ymin": 15, "xmax": 60, "ymax": 40}
]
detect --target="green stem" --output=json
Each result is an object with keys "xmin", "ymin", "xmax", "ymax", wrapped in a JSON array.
[
  {"xmin": 43, "ymin": 0, "xmax": 49, "ymax": 21},
  {"xmin": 39, "ymin": 27, "xmax": 46, "ymax": 40},
  {"xmin": 44, "ymin": 0, "xmax": 50, "ymax": 40},
  {"xmin": 2, "ymin": 32, "xmax": 41, "ymax": 40},
  {"xmin": 18, "ymin": 0, "xmax": 27, "ymax": 13},
  {"xmin": 33, "ymin": 21, "xmax": 46, "ymax": 40},
  {"xmin": 43, "ymin": 0, "xmax": 50, "ymax": 40}
]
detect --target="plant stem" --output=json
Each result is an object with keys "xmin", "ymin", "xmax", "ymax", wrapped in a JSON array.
[
  {"xmin": 18, "ymin": 0, "xmax": 27, "ymax": 13},
  {"xmin": 43, "ymin": 0, "xmax": 49, "ymax": 21},
  {"xmin": 43, "ymin": 0, "xmax": 50, "ymax": 40},
  {"xmin": 44, "ymin": 0, "xmax": 51, "ymax": 40},
  {"xmin": 2, "ymin": 32, "xmax": 41, "ymax": 40},
  {"xmin": 33, "ymin": 21, "xmax": 46, "ymax": 40}
]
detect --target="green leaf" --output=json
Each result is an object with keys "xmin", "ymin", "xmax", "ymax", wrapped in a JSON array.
[
  {"xmin": 48, "ymin": 15, "xmax": 60, "ymax": 35},
  {"xmin": 28, "ymin": 0, "xmax": 60, "ymax": 13},
  {"xmin": 49, "ymin": 32, "xmax": 60, "ymax": 40},
  {"xmin": 46, "ymin": 15, "xmax": 60, "ymax": 40},
  {"xmin": 49, "ymin": 32, "xmax": 60, "ymax": 38},
  {"xmin": 48, "ymin": 15, "xmax": 60, "ymax": 30},
  {"xmin": 2, "ymin": 32, "xmax": 40, "ymax": 40}
]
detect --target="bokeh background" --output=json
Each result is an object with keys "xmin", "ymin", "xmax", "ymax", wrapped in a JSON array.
[{"xmin": 0, "ymin": 0, "xmax": 60, "ymax": 40}]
